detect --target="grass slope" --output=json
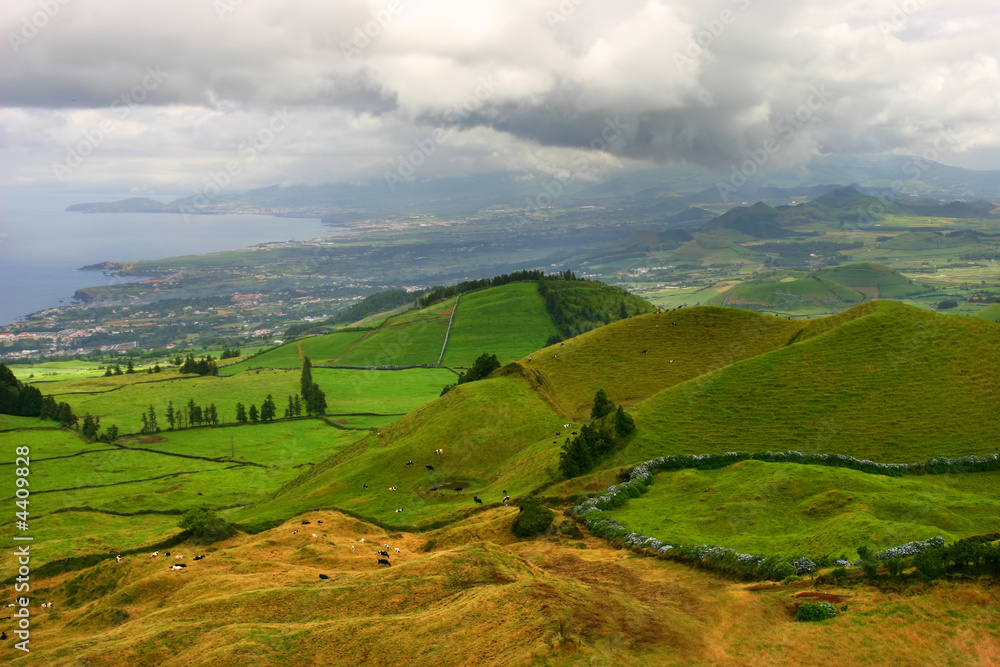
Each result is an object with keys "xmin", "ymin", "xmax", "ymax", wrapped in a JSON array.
[
  {"xmin": 606, "ymin": 460, "xmax": 1000, "ymax": 557},
  {"xmin": 234, "ymin": 374, "xmax": 566, "ymax": 528},
  {"xmin": 626, "ymin": 301, "xmax": 1000, "ymax": 462},
  {"xmin": 15, "ymin": 510, "xmax": 1000, "ymax": 666},
  {"xmin": 441, "ymin": 282, "xmax": 559, "ymax": 366},
  {"xmin": 524, "ymin": 307, "xmax": 802, "ymax": 419},
  {"xmin": 220, "ymin": 330, "xmax": 365, "ymax": 372}
]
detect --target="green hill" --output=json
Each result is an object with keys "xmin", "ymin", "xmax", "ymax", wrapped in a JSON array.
[
  {"xmin": 625, "ymin": 301, "xmax": 1000, "ymax": 463},
  {"xmin": 605, "ymin": 460, "xmax": 1000, "ymax": 558}
]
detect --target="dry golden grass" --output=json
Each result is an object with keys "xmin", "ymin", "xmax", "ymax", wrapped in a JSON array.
[{"xmin": 13, "ymin": 510, "xmax": 1000, "ymax": 666}]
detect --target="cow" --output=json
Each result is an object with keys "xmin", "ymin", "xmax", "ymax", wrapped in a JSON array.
[
  {"xmin": 395, "ymin": 508, "xmax": 404, "ymax": 513},
  {"xmin": 115, "ymin": 555, "xmax": 122, "ymax": 564},
  {"xmin": 319, "ymin": 574, "xmax": 330, "ymax": 580},
  {"xmin": 193, "ymin": 555, "xmax": 205, "ymax": 561},
  {"xmin": 473, "ymin": 496, "xmax": 483, "ymax": 504},
  {"xmin": 425, "ymin": 464, "xmax": 434, "ymax": 471},
  {"xmin": 302, "ymin": 520, "xmax": 311, "ymax": 525},
  {"xmin": 453, "ymin": 487, "xmax": 463, "ymax": 492},
  {"xmin": 406, "ymin": 460, "xmax": 413, "ymax": 467},
  {"xmin": 377, "ymin": 558, "xmax": 391, "ymax": 567},
  {"xmin": 378, "ymin": 550, "xmax": 390, "ymax": 558}
]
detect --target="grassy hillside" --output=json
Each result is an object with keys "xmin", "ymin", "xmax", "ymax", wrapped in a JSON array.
[
  {"xmin": 233, "ymin": 373, "xmax": 566, "ymax": 528},
  {"xmin": 606, "ymin": 460, "xmax": 1000, "ymax": 558},
  {"xmin": 441, "ymin": 282, "xmax": 560, "ymax": 366},
  {"xmin": 220, "ymin": 330, "xmax": 365, "ymax": 372},
  {"xmin": 625, "ymin": 301, "xmax": 1000, "ymax": 463},
  {"xmin": 524, "ymin": 307, "xmax": 802, "ymax": 419},
  {"xmin": 727, "ymin": 276, "xmax": 865, "ymax": 312},
  {"xmin": 13, "ymin": 510, "xmax": 1000, "ymax": 666}
]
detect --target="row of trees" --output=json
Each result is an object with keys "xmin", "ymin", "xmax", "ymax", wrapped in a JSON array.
[
  {"xmin": 1, "ymin": 363, "xmax": 76, "ymax": 426},
  {"xmin": 558, "ymin": 389, "xmax": 636, "ymax": 478},
  {"xmin": 81, "ymin": 414, "xmax": 119, "ymax": 443},
  {"xmin": 235, "ymin": 395, "xmax": 277, "ymax": 423}
]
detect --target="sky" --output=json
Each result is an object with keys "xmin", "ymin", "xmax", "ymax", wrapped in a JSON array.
[{"xmin": 1, "ymin": 0, "xmax": 998, "ymax": 197}]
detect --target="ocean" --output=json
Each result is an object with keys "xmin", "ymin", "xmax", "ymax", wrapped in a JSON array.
[{"xmin": 0, "ymin": 192, "xmax": 340, "ymax": 326}]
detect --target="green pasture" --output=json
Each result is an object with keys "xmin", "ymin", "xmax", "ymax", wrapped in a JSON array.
[
  {"xmin": 973, "ymin": 304, "xmax": 1000, "ymax": 322},
  {"xmin": 220, "ymin": 330, "xmax": 366, "ymax": 371},
  {"xmin": 43, "ymin": 366, "xmax": 453, "ymax": 433},
  {"xmin": 441, "ymin": 282, "xmax": 559, "ymax": 367},
  {"xmin": 10, "ymin": 360, "xmax": 107, "ymax": 382},
  {"xmin": 0, "ymin": 414, "xmax": 50, "ymax": 430},
  {"xmin": 605, "ymin": 460, "xmax": 1000, "ymax": 558},
  {"xmin": 334, "ymin": 314, "xmax": 451, "ymax": 367},
  {"xmin": 625, "ymin": 301, "xmax": 1000, "ymax": 464},
  {"xmin": 234, "ymin": 374, "xmax": 565, "ymax": 528},
  {"xmin": 728, "ymin": 276, "xmax": 864, "ymax": 311},
  {"xmin": 5, "ymin": 427, "xmax": 115, "ymax": 458},
  {"xmin": 125, "ymin": 418, "xmax": 361, "ymax": 468},
  {"xmin": 526, "ymin": 307, "xmax": 802, "ymax": 419}
]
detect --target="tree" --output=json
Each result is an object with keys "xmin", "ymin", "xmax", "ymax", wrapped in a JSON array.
[
  {"xmin": 104, "ymin": 367, "xmax": 113, "ymax": 377},
  {"xmin": 260, "ymin": 394, "xmax": 276, "ymax": 423},
  {"xmin": 101, "ymin": 424, "xmax": 119, "ymax": 443},
  {"xmin": 285, "ymin": 395, "xmax": 295, "ymax": 418},
  {"xmin": 166, "ymin": 400, "xmax": 176, "ymax": 430},
  {"xmin": 114, "ymin": 364, "xmax": 124, "ymax": 376},
  {"xmin": 178, "ymin": 508, "xmax": 235, "ymax": 545},
  {"xmin": 305, "ymin": 384, "xmax": 326, "ymax": 415},
  {"xmin": 82, "ymin": 414, "xmax": 101, "ymax": 440},
  {"xmin": 147, "ymin": 405, "xmax": 158, "ymax": 432},
  {"xmin": 613, "ymin": 405, "xmax": 636, "ymax": 437},
  {"xmin": 206, "ymin": 403, "xmax": 218, "ymax": 425},
  {"xmin": 301, "ymin": 356, "xmax": 314, "ymax": 399},
  {"xmin": 511, "ymin": 498, "xmax": 555, "ymax": 538},
  {"xmin": 56, "ymin": 402, "xmax": 76, "ymax": 427},
  {"xmin": 235, "ymin": 402, "xmax": 248, "ymax": 423},
  {"xmin": 187, "ymin": 399, "xmax": 197, "ymax": 426},
  {"xmin": 126, "ymin": 359, "xmax": 135, "ymax": 374},
  {"xmin": 248, "ymin": 404, "xmax": 259, "ymax": 422},
  {"xmin": 591, "ymin": 388, "xmax": 614, "ymax": 420}
]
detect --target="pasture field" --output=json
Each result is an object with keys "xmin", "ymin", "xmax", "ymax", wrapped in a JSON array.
[
  {"xmin": 441, "ymin": 282, "xmax": 559, "ymax": 366},
  {"xmin": 625, "ymin": 301, "xmax": 1000, "ymax": 464},
  {"xmin": 40, "ymin": 366, "xmax": 453, "ymax": 433},
  {"xmin": 5, "ymin": 427, "xmax": 115, "ymax": 458},
  {"xmin": 727, "ymin": 276, "xmax": 864, "ymax": 311},
  {"xmin": 525, "ymin": 307, "xmax": 802, "ymax": 419},
  {"xmin": 125, "ymin": 418, "xmax": 361, "ymax": 468},
  {"xmin": 9, "ymin": 360, "xmax": 107, "ymax": 382},
  {"xmin": 219, "ymin": 330, "xmax": 366, "ymax": 371},
  {"xmin": 604, "ymin": 460, "xmax": 1000, "ymax": 558},
  {"xmin": 334, "ymin": 311, "xmax": 451, "ymax": 367},
  {"xmin": 973, "ymin": 303, "xmax": 1000, "ymax": 322},
  {"xmin": 0, "ymin": 414, "xmax": 49, "ymax": 430},
  {"xmin": 11, "ymin": 509, "xmax": 1000, "ymax": 666},
  {"xmin": 233, "ymin": 374, "xmax": 566, "ymax": 528}
]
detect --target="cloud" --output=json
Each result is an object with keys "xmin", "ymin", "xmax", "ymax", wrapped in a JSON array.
[{"xmin": 1, "ymin": 0, "xmax": 998, "ymax": 190}]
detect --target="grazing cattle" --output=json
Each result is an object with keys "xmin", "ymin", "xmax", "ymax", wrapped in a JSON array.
[
  {"xmin": 1, "ymin": 632, "xmax": 6, "ymax": 640},
  {"xmin": 503, "ymin": 490, "xmax": 507, "ymax": 495},
  {"xmin": 526, "ymin": 357, "xmax": 532, "ymax": 362},
  {"xmin": 319, "ymin": 574, "xmax": 329, "ymax": 580},
  {"xmin": 394, "ymin": 547, "xmax": 401, "ymax": 554},
  {"xmin": 670, "ymin": 360, "xmax": 673, "ymax": 363},
  {"xmin": 503, "ymin": 496, "xmax": 511, "ymax": 503},
  {"xmin": 378, "ymin": 550, "xmax": 390, "ymax": 558},
  {"xmin": 150, "ymin": 551, "xmax": 158, "ymax": 558},
  {"xmin": 556, "ymin": 432, "xmax": 560, "ymax": 436},
  {"xmin": 425, "ymin": 464, "xmax": 434, "ymax": 471},
  {"xmin": 312, "ymin": 534, "xmax": 318, "ymax": 538},
  {"xmin": 351, "ymin": 545, "xmax": 356, "ymax": 552},
  {"xmin": 384, "ymin": 543, "xmax": 390, "ymax": 549},
  {"xmin": 395, "ymin": 508, "xmax": 404, "ymax": 513},
  {"xmin": 302, "ymin": 520, "xmax": 311, "ymax": 525},
  {"xmin": 641, "ymin": 349, "xmax": 647, "ymax": 354},
  {"xmin": 453, "ymin": 487, "xmax": 463, "ymax": 492},
  {"xmin": 292, "ymin": 530, "xmax": 298, "ymax": 534},
  {"xmin": 389, "ymin": 486, "xmax": 397, "ymax": 491},
  {"xmin": 170, "ymin": 564, "xmax": 186, "ymax": 570},
  {"xmin": 473, "ymin": 496, "xmax": 483, "ymax": 504},
  {"xmin": 434, "ymin": 448, "xmax": 444, "ymax": 456},
  {"xmin": 363, "ymin": 484, "xmax": 368, "ymax": 490},
  {"xmin": 175, "ymin": 555, "xmax": 184, "ymax": 559},
  {"xmin": 115, "ymin": 555, "xmax": 122, "ymax": 564},
  {"xmin": 317, "ymin": 520, "xmax": 323, "ymax": 524},
  {"xmin": 560, "ymin": 343, "xmax": 565, "ymax": 347},
  {"xmin": 360, "ymin": 538, "xmax": 365, "ymax": 543},
  {"xmin": 671, "ymin": 322, "xmax": 677, "ymax": 326},
  {"xmin": 551, "ymin": 354, "xmax": 557, "ymax": 359},
  {"xmin": 563, "ymin": 424, "xmax": 570, "ymax": 428},
  {"xmin": 572, "ymin": 431, "xmax": 578, "ymax": 435},
  {"xmin": 406, "ymin": 461, "xmax": 413, "ymax": 467},
  {"xmin": 193, "ymin": 555, "xmax": 205, "ymax": 561},
  {"xmin": 165, "ymin": 552, "xmax": 170, "ymax": 557},
  {"xmin": 377, "ymin": 558, "xmax": 391, "ymax": 567},
  {"xmin": 430, "ymin": 487, "xmax": 438, "ymax": 491},
  {"xmin": 553, "ymin": 441, "xmax": 557, "ymax": 444}
]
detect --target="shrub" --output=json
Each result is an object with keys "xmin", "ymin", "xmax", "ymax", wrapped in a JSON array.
[
  {"xmin": 179, "ymin": 508, "xmax": 236, "ymax": 545},
  {"xmin": 831, "ymin": 567, "xmax": 848, "ymax": 582},
  {"xmin": 937, "ymin": 300, "xmax": 958, "ymax": 310},
  {"xmin": 798, "ymin": 600, "xmax": 838, "ymax": 622},
  {"xmin": 886, "ymin": 558, "xmax": 905, "ymax": 576},
  {"xmin": 512, "ymin": 498, "xmax": 555, "ymax": 538}
]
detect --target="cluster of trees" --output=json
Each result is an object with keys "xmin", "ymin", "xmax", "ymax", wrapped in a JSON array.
[
  {"xmin": 558, "ymin": 389, "xmax": 636, "ymax": 478},
  {"xmin": 440, "ymin": 352, "xmax": 500, "ymax": 396},
  {"xmin": 235, "ymin": 395, "xmax": 278, "ymax": 423},
  {"xmin": 177, "ymin": 354, "xmax": 219, "ymax": 376},
  {"xmin": 81, "ymin": 414, "xmax": 119, "ymax": 443},
  {"xmin": 299, "ymin": 358, "xmax": 327, "ymax": 415},
  {"xmin": 539, "ymin": 278, "xmax": 655, "ymax": 343},
  {"xmin": 219, "ymin": 347, "xmax": 241, "ymax": 359},
  {"xmin": 156, "ymin": 399, "xmax": 220, "ymax": 431},
  {"xmin": 417, "ymin": 270, "xmax": 577, "ymax": 309},
  {"xmin": 0, "ymin": 363, "xmax": 75, "ymax": 426}
]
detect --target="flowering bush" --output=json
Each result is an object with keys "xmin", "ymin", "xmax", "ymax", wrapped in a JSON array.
[
  {"xmin": 798, "ymin": 600, "xmax": 837, "ymax": 622},
  {"xmin": 794, "ymin": 557, "xmax": 818, "ymax": 575},
  {"xmin": 874, "ymin": 536, "xmax": 945, "ymax": 561}
]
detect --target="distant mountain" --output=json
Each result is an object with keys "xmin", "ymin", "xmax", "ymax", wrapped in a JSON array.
[
  {"xmin": 705, "ymin": 202, "xmax": 804, "ymax": 238},
  {"xmin": 66, "ymin": 197, "xmax": 180, "ymax": 213}
]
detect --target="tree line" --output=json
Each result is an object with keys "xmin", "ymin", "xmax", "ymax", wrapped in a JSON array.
[
  {"xmin": 0, "ymin": 363, "xmax": 76, "ymax": 427},
  {"xmin": 558, "ymin": 389, "xmax": 636, "ymax": 478}
]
